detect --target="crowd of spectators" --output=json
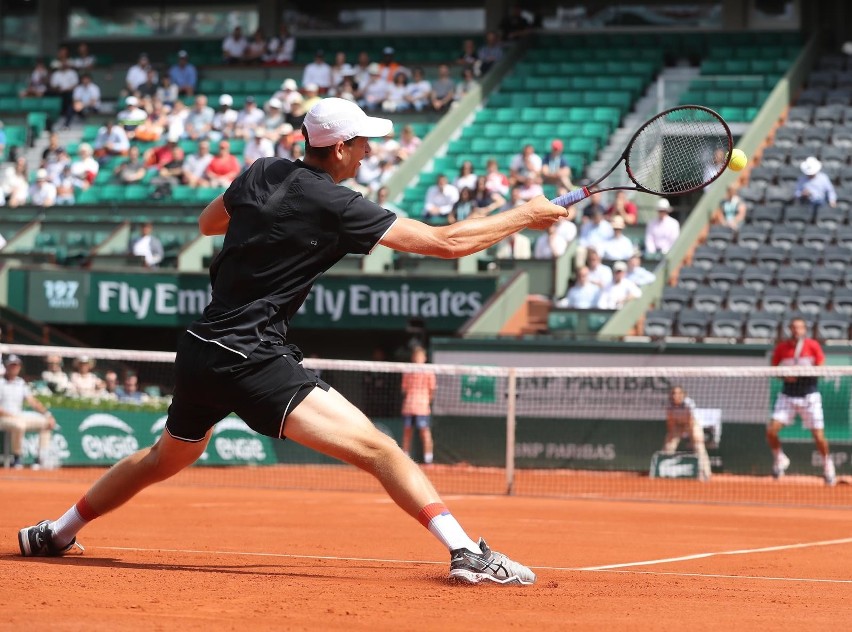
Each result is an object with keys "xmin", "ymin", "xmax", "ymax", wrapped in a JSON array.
[{"xmin": 37, "ymin": 354, "xmax": 155, "ymax": 405}]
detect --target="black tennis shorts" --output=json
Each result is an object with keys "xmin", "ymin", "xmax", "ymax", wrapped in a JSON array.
[{"xmin": 165, "ymin": 332, "xmax": 329, "ymax": 442}]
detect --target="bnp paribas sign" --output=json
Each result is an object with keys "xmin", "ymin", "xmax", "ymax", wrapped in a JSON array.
[{"xmin": 12, "ymin": 270, "xmax": 497, "ymax": 331}]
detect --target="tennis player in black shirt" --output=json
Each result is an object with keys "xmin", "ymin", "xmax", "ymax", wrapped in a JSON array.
[{"xmin": 19, "ymin": 98, "xmax": 569, "ymax": 585}]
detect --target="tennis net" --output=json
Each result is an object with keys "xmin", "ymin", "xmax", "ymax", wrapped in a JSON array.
[{"xmin": 3, "ymin": 343, "xmax": 851, "ymax": 508}]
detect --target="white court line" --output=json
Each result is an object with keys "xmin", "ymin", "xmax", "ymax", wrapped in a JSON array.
[
  {"xmin": 574, "ymin": 536, "xmax": 852, "ymax": 571},
  {"xmin": 94, "ymin": 545, "xmax": 852, "ymax": 585}
]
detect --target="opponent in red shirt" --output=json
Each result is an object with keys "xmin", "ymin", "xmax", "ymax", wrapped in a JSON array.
[{"xmin": 767, "ymin": 317, "xmax": 835, "ymax": 485}]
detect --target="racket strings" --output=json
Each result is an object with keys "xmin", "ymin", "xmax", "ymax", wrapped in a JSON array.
[{"xmin": 626, "ymin": 108, "xmax": 732, "ymax": 195}]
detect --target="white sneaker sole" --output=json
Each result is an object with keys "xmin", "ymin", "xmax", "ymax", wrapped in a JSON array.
[
  {"xmin": 18, "ymin": 528, "xmax": 33, "ymax": 556},
  {"xmin": 449, "ymin": 568, "xmax": 535, "ymax": 586}
]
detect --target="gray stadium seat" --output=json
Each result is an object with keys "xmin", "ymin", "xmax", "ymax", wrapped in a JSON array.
[
  {"xmin": 660, "ymin": 286, "xmax": 692, "ymax": 311},
  {"xmin": 705, "ymin": 265, "xmax": 741, "ymax": 291},
  {"xmin": 692, "ymin": 246, "xmax": 721, "ymax": 270},
  {"xmin": 786, "ymin": 106, "xmax": 814, "ymax": 128},
  {"xmin": 823, "ymin": 246, "xmax": 852, "ymax": 269},
  {"xmin": 776, "ymin": 267, "xmax": 809, "ymax": 291},
  {"xmin": 833, "ymin": 288, "xmax": 852, "ymax": 314},
  {"xmin": 748, "ymin": 165, "xmax": 776, "ymax": 187},
  {"xmin": 709, "ymin": 311, "xmax": 746, "ymax": 338},
  {"xmin": 773, "ymin": 127, "xmax": 802, "ymax": 147},
  {"xmin": 769, "ymin": 224, "xmax": 801, "ymax": 249},
  {"xmin": 816, "ymin": 314, "xmax": 849, "ymax": 341},
  {"xmin": 801, "ymin": 225, "xmax": 833, "ymax": 250},
  {"xmin": 748, "ymin": 205, "xmax": 784, "ymax": 229},
  {"xmin": 745, "ymin": 312, "xmax": 780, "ymax": 339},
  {"xmin": 677, "ymin": 266, "xmax": 705, "ymax": 290},
  {"xmin": 782, "ymin": 203, "xmax": 815, "ymax": 228},
  {"xmin": 802, "ymin": 127, "xmax": 832, "ymax": 146},
  {"xmin": 762, "ymin": 287, "xmax": 795, "ymax": 314},
  {"xmin": 736, "ymin": 224, "xmax": 767, "ymax": 250},
  {"xmin": 759, "ymin": 146, "xmax": 789, "ymax": 168},
  {"xmin": 809, "ymin": 267, "xmax": 843, "ymax": 291},
  {"xmin": 764, "ymin": 184, "xmax": 795, "ymax": 205},
  {"xmin": 741, "ymin": 266, "xmax": 774, "ymax": 292},
  {"xmin": 755, "ymin": 245, "xmax": 787, "ymax": 270},
  {"xmin": 819, "ymin": 145, "xmax": 848, "ymax": 167},
  {"xmin": 722, "ymin": 245, "xmax": 754, "ymax": 270},
  {"xmin": 796, "ymin": 287, "xmax": 831, "ymax": 315},
  {"xmin": 788, "ymin": 245, "xmax": 822, "ymax": 269},
  {"xmin": 705, "ymin": 225, "xmax": 735, "ymax": 250},
  {"xmin": 676, "ymin": 310, "xmax": 710, "ymax": 338},
  {"xmin": 692, "ymin": 285, "xmax": 726, "ymax": 313},
  {"xmin": 813, "ymin": 207, "xmax": 846, "ymax": 231},
  {"xmin": 727, "ymin": 286, "xmax": 760, "ymax": 313},
  {"xmin": 644, "ymin": 309, "xmax": 676, "ymax": 338}
]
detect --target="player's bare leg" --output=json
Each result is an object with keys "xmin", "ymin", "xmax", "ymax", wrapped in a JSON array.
[
  {"xmin": 811, "ymin": 428, "xmax": 835, "ymax": 485},
  {"xmin": 19, "ymin": 430, "xmax": 210, "ymax": 556},
  {"xmin": 766, "ymin": 420, "xmax": 789, "ymax": 479},
  {"xmin": 402, "ymin": 424, "xmax": 413, "ymax": 458},
  {"xmin": 420, "ymin": 427, "xmax": 434, "ymax": 465},
  {"xmin": 285, "ymin": 386, "xmax": 536, "ymax": 584}
]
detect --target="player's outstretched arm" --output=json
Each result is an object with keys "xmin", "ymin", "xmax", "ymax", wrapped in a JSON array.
[
  {"xmin": 380, "ymin": 195, "xmax": 568, "ymax": 259},
  {"xmin": 198, "ymin": 194, "xmax": 230, "ymax": 236}
]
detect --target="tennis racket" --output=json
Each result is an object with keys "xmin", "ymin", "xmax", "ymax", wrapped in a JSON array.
[{"xmin": 550, "ymin": 105, "xmax": 733, "ymax": 207}]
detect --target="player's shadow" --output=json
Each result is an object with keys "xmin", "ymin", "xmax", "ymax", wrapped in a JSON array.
[{"xmin": 4, "ymin": 553, "xmax": 418, "ymax": 582}]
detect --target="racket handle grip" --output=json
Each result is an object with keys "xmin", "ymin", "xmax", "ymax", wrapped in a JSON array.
[{"xmin": 550, "ymin": 187, "xmax": 589, "ymax": 207}]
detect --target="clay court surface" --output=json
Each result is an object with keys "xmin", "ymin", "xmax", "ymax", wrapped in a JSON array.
[{"xmin": 2, "ymin": 468, "xmax": 851, "ymax": 631}]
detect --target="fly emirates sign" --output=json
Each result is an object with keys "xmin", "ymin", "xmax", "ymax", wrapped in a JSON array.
[{"xmin": 80, "ymin": 274, "xmax": 496, "ymax": 329}]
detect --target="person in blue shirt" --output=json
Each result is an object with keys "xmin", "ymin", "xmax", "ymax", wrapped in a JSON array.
[
  {"xmin": 168, "ymin": 51, "xmax": 198, "ymax": 97},
  {"xmin": 556, "ymin": 266, "xmax": 600, "ymax": 309},
  {"xmin": 115, "ymin": 373, "xmax": 146, "ymax": 404},
  {"xmin": 795, "ymin": 156, "xmax": 836, "ymax": 209}
]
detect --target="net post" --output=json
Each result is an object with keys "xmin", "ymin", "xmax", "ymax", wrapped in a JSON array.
[{"xmin": 505, "ymin": 368, "xmax": 517, "ymax": 496}]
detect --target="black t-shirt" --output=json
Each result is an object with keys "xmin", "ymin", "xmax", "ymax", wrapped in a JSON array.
[{"xmin": 188, "ymin": 158, "xmax": 397, "ymax": 358}]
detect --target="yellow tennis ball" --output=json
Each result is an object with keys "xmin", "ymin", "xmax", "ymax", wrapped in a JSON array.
[{"xmin": 727, "ymin": 148, "xmax": 748, "ymax": 172}]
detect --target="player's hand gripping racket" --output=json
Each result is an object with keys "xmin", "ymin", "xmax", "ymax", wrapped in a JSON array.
[{"xmin": 551, "ymin": 105, "xmax": 733, "ymax": 207}]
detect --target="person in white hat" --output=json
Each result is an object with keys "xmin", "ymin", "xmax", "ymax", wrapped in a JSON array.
[
  {"xmin": 210, "ymin": 94, "xmax": 238, "ymax": 141},
  {"xmin": 645, "ymin": 197, "xmax": 680, "ymax": 255},
  {"xmin": 356, "ymin": 63, "xmax": 390, "ymax": 111},
  {"xmin": 0, "ymin": 354, "xmax": 57, "ymax": 470},
  {"xmin": 600, "ymin": 214, "xmax": 635, "ymax": 261},
  {"xmin": 795, "ymin": 156, "xmax": 837, "ymax": 209},
  {"xmin": 596, "ymin": 259, "xmax": 642, "ymax": 310},
  {"xmin": 28, "ymin": 168, "xmax": 57, "ymax": 207},
  {"xmin": 18, "ymin": 97, "xmax": 569, "ymax": 588}
]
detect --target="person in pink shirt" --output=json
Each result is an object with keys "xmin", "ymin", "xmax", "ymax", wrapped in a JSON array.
[
  {"xmin": 644, "ymin": 198, "xmax": 680, "ymax": 255},
  {"xmin": 401, "ymin": 345, "xmax": 436, "ymax": 465}
]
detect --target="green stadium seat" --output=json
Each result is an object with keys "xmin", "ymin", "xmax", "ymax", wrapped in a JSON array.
[{"xmin": 75, "ymin": 189, "xmax": 101, "ymax": 205}]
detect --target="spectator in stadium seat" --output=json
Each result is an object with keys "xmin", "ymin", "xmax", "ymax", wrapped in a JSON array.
[
  {"xmin": 581, "ymin": 190, "xmax": 607, "ymax": 221},
  {"xmin": 113, "ymin": 145, "xmax": 146, "ymax": 184},
  {"xmin": 273, "ymin": 126, "xmax": 296, "ymax": 160},
  {"xmin": 41, "ymin": 355, "xmax": 71, "ymax": 395},
  {"xmin": 41, "ymin": 132, "xmax": 63, "ymax": 164},
  {"xmin": 116, "ymin": 96, "xmax": 148, "ymax": 136},
  {"xmin": 455, "ymin": 160, "xmax": 478, "ymax": 192},
  {"xmin": 29, "ymin": 169, "xmax": 56, "ymax": 208},
  {"xmin": 605, "ymin": 191, "xmax": 638, "ymax": 226},
  {"xmin": 211, "ymin": 94, "xmax": 239, "ymax": 141},
  {"xmin": 496, "ymin": 230, "xmax": 532, "ymax": 260},
  {"xmin": 131, "ymin": 222, "xmax": 165, "ymax": 268},
  {"xmin": 471, "ymin": 175, "xmax": 506, "ymax": 216},
  {"xmin": 273, "ymin": 78, "xmax": 302, "ymax": 113},
  {"xmin": 244, "ymin": 29, "xmax": 268, "ymax": 64},
  {"xmin": 378, "ymin": 47, "xmax": 404, "ymax": 83},
  {"xmin": 517, "ymin": 172, "xmax": 544, "ymax": 202},
  {"xmin": 116, "ymin": 373, "xmax": 148, "ymax": 404},
  {"xmin": 54, "ymin": 165, "xmax": 76, "ymax": 205},
  {"xmin": 540, "ymin": 139, "xmax": 572, "ymax": 189},
  {"xmin": 397, "ymin": 125, "xmax": 421, "ymax": 161},
  {"xmin": 795, "ymin": 156, "xmax": 837, "ymax": 209},
  {"xmin": 578, "ymin": 209, "xmax": 614, "ymax": 252},
  {"xmin": 0, "ymin": 354, "xmax": 56, "ymax": 470},
  {"xmin": 144, "ymin": 133, "xmax": 180, "ymax": 173},
  {"xmin": 102, "ymin": 371, "xmax": 119, "ymax": 399},
  {"xmin": 334, "ymin": 75, "xmax": 358, "ymax": 102},
  {"xmin": 70, "ymin": 143, "xmax": 99, "ymax": 188},
  {"xmin": 70, "ymin": 73, "xmax": 101, "ymax": 124},
  {"xmin": 185, "ymin": 95, "xmax": 215, "ymax": 141},
  {"xmin": 94, "ymin": 120, "xmax": 130, "ymax": 159},
  {"xmin": 484, "ymin": 158, "xmax": 510, "ymax": 196},
  {"xmin": 711, "ymin": 184, "xmax": 748, "ymax": 231},
  {"xmin": 448, "ymin": 187, "xmax": 476, "ymax": 223},
  {"xmin": 301, "ymin": 84, "xmax": 322, "ymax": 112},
  {"xmin": 69, "ymin": 356, "xmax": 105, "ymax": 399},
  {"xmin": 457, "ymin": 39, "xmax": 481, "ymax": 77},
  {"xmin": 645, "ymin": 198, "xmax": 680, "ymax": 255},
  {"xmin": 243, "ymin": 128, "xmax": 275, "ymax": 167},
  {"xmin": 627, "ymin": 253, "xmax": 656, "ymax": 287},
  {"xmin": 375, "ymin": 186, "xmax": 406, "ymax": 216},
  {"xmin": 136, "ymin": 68, "xmax": 159, "ymax": 99},
  {"xmin": 289, "ymin": 142, "xmax": 305, "ymax": 164},
  {"xmin": 357, "ymin": 63, "xmax": 390, "ymax": 112},
  {"xmin": 585, "ymin": 248, "xmax": 613, "ymax": 289},
  {"xmin": 125, "ymin": 53, "xmax": 154, "ymax": 95},
  {"xmin": 383, "ymin": 72, "xmax": 410, "ymax": 113},
  {"xmin": 131, "ymin": 105, "xmax": 165, "ymax": 143},
  {"xmin": 352, "ymin": 51, "xmax": 372, "ymax": 88},
  {"xmin": 662, "ymin": 385, "xmax": 712, "ymax": 481},
  {"xmin": 597, "ymin": 261, "xmax": 642, "ymax": 309},
  {"xmin": 766, "ymin": 317, "xmax": 836, "ymax": 485},
  {"xmin": 401, "ymin": 345, "xmax": 436, "ymax": 465},
  {"xmin": 404, "ymin": 67, "xmax": 432, "ymax": 112},
  {"xmin": 235, "ymin": 96, "xmax": 266, "ymax": 139},
  {"xmin": 1, "ymin": 157, "xmax": 30, "ymax": 207},
  {"xmin": 555, "ymin": 266, "xmax": 600, "ymax": 309},
  {"xmin": 71, "ymin": 42, "xmax": 96, "ymax": 71},
  {"xmin": 265, "ymin": 23, "xmax": 296, "ymax": 64},
  {"xmin": 423, "ymin": 173, "xmax": 460, "ymax": 221},
  {"xmin": 534, "ymin": 222, "xmax": 569, "ymax": 259},
  {"xmin": 20, "ymin": 59, "xmax": 49, "ymax": 98},
  {"xmin": 454, "ymin": 67, "xmax": 478, "ymax": 103},
  {"xmin": 429, "ymin": 65, "xmax": 456, "ymax": 113},
  {"xmin": 222, "ymin": 26, "xmax": 248, "ymax": 63},
  {"xmin": 329, "ymin": 52, "xmax": 352, "ymax": 89},
  {"xmin": 168, "ymin": 50, "xmax": 197, "ymax": 96},
  {"xmin": 203, "ymin": 140, "xmax": 241, "ymax": 188},
  {"xmin": 262, "ymin": 98, "xmax": 287, "ymax": 136},
  {"xmin": 600, "ymin": 216, "xmax": 634, "ymax": 261},
  {"xmin": 477, "ymin": 31, "xmax": 504, "ymax": 74},
  {"xmin": 155, "ymin": 74, "xmax": 179, "ymax": 107},
  {"xmin": 50, "ymin": 46, "xmax": 71, "ymax": 71},
  {"xmin": 150, "ymin": 145, "xmax": 185, "ymax": 191},
  {"xmin": 302, "ymin": 50, "xmax": 333, "ymax": 92},
  {"xmin": 509, "ymin": 144, "xmax": 543, "ymax": 184},
  {"xmin": 44, "ymin": 146, "xmax": 70, "ymax": 183},
  {"xmin": 50, "ymin": 58, "xmax": 79, "ymax": 129},
  {"xmin": 182, "ymin": 140, "xmax": 214, "ymax": 188}
]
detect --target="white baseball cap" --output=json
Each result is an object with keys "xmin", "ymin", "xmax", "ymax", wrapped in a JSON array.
[
  {"xmin": 281, "ymin": 78, "xmax": 298, "ymax": 91},
  {"xmin": 303, "ymin": 98, "xmax": 393, "ymax": 148},
  {"xmin": 657, "ymin": 198, "xmax": 671, "ymax": 211},
  {"xmin": 800, "ymin": 156, "xmax": 822, "ymax": 176},
  {"xmin": 219, "ymin": 94, "xmax": 233, "ymax": 106},
  {"xmin": 125, "ymin": 96, "xmax": 139, "ymax": 106}
]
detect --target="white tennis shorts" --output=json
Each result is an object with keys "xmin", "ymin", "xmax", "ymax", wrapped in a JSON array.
[{"xmin": 771, "ymin": 392, "xmax": 824, "ymax": 429}]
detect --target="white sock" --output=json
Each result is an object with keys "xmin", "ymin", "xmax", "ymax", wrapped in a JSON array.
[
  {"xmin": 418, "ymin": 503, "xmax": 480, "ymax": 553},
  {"xmin": 423, "ymin": 452, "xmax": 433, "ymax": 464},
  {"xmin": 51, "ymin": 498, "xmax": 98, "ymax": 548}
]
